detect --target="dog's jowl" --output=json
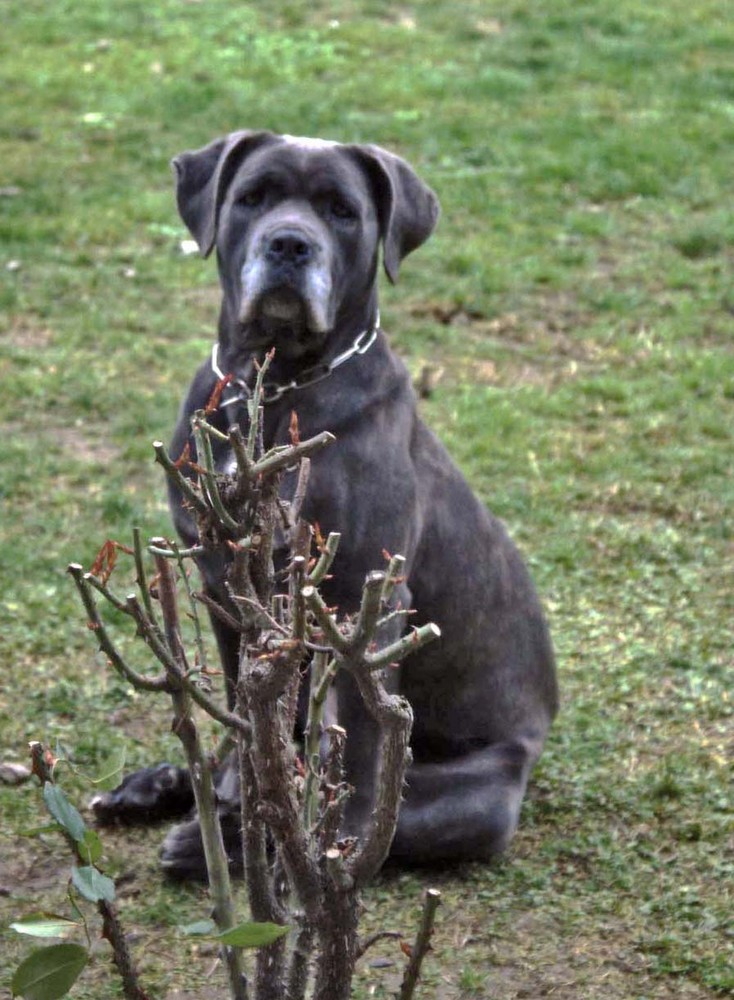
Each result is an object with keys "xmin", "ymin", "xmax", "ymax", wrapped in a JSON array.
[{"xmin": 92, "ymin": 131, "xmax": 558, "ymax": 878}]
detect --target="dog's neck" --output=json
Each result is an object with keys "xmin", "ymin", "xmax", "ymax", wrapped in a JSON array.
[
  {"xmin": 216, "ymin": 293, "xmax": 381, "ymax": 389},
  {"xmin": 213, "ymin": 296, "xmax": 381, "ymax": 408}
]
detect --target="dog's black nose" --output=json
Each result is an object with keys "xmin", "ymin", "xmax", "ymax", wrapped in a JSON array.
[{"xmin": 265, "ymin": 231, "xmax": 313, "ymax": 267}]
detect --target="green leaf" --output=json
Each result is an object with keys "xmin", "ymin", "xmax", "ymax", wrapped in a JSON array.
[
  {"xmin": 71, "ymin": 866, "xmax": 115, "ymax": 904},
  {"xmin": 77, "ymin": 829, "xmax": 103, "ymax": 866},
  {"xmin": 179, "ymin": 919, "xmax": 216, "ymax": 936},
  {"xmin": 218, "ymin": 921, "xmax": 289, "ymax": 948},
  {"xmin": 10, "ymin": 916, "xmax": 78, "ymax": 939},
  {"xmin": 11, "ymin": 943, "xmax": 88, "ymax": 1000},
  {"xmin": 89, "ymin": 747, "xmax": 126, "ymax": 791},
  {"xmin": 42, "ymin": 785, "xmax": 86, "ymax": 844}
]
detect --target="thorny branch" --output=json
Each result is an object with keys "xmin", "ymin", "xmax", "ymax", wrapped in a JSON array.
[{"xmin": 69, "ymin": 361, "xmax": 441, "ymax": 998}]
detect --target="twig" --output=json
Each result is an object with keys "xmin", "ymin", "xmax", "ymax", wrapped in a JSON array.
[
  {"xmin": 290, "ymin": 555, "xmax": 307, "ymax": 645},
  {"xmin": 309, "ymin": 786, "xmax": 352, "ymax": 842},
  {"xmin": 236, "ymin": 680, "xmax": 291, "ymax": 1000},
  {"xmin": 124, "ymin": 593, "xmax": 250, "ymax": 736},
  {"xmin": 229, "ymin": 424, "xmax": 252, "ymax": 477},
  {"xmin": 132, "ymin": 526, "xmax": 159, "ymax": 627},
  {"xmin": 124, "ymin": 593, "xmax": 184, "ymax": 675},
  {"xmin": 303, "ymin": 652, "xmax": 333, "ymax": 833},
  {"xmin": 365, "ymin": 623, "xmax": 442, "ymax": 671},
  {"xmin": 306, "ymin": 532, "xmax": 341, "ymax": 587},
  {"xmin": 398, "ymin": 888, "xmax": 441, "ymax": 1000},
  {"xmin": 153, "ymin": 440, "xmax": 209, "ymax": 516},
  {"xmin": 236, "ymin": 716, "xmax": 285, "ymax": 924},
  {"xmin": 148, "ymin": 542, "xmax": 205, "ymax": 559},
  {"xmin": 250, "ymin": 431, "xmax": 335, "ymax": 479},
  {"xmin": 355, "ymin": 930, "xmax": 403, "ymax": 961},
  {"xmin": 195, "ymin": 590, "xmax": 247, "ymax": 633},
  {"xmin": 192, "ymin": 414, "xmax": 243, "ymax": 536},
  {"xmin": 350, "ymin": 571, "xmax": 386, "ymax": 655},
  {"xmin": 373, "ymin": 607, "xmax": 416, "ymax": 633},
  {"xmin": 152, "ymin": 554, "xmax": 247, "ymax": 1000},
  {"xmin": 67, "ymin": 565, "xmax": 168, "ymax": 693},
  {"xmin": 380, "ymin": 553, "xmax": 406, "ymax": 605},
  {"xmin": 153, "ymin": 536, "xmax": 208, "ymax": 675},
  {"xmin": 246, "ymin": 351, "xmax": 274, "ymax": 459},
  {"xmin": 288, "ymin": 457, "xmax": 311, "ymax": 531},
  {"xmin": 301, "ymin": 585, "xmax": 350, "ymax": 653},
  {"xmin": 324, "ymin": 847, "xmax": 354, "ymax": 890},
  {"xmin": 232, "ymin": 593, "xmax": 290, "ymax": 635},
  {"xmin": 83, "ymin": 570, "xmax": 132, "ymax": 615}
]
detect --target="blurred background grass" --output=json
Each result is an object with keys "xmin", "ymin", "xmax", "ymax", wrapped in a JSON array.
[{"xmin": 1, "ymin": 2, "xmax": 732, "ymax": 997}]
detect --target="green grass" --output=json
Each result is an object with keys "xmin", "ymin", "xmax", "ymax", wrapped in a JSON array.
[{"xmin": 1, "ymin": 1, "xmax": 732, "ymax": 997}]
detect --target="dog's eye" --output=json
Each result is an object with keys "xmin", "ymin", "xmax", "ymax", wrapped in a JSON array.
[
  {"xmin": 330, "ymin": 198, "xmax": 356, "ymax": 221},
  {"xmin": 240, "ymin": 189, "xmax": 264, "ymax": 208}
]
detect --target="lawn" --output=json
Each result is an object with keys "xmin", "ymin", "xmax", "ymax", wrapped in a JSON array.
[{"xmin": 1, "ymin": 1, "xmax": 732, "ymax": 997}]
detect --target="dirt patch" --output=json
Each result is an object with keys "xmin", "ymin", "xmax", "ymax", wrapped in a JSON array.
[
  {"xmin": 480, "ymin": 961, "xmax": 715, "ymax": 1000},
  {"xmin": 0, "ymin": 837, "xmax": 69, "ymax": 908},
  {"xmin": 0, "ymin": 416, "xmax": 120, "ymax": 469},
  {"xmin": 411, "ymin": 297, "xmax": 599, "ymax": 354},
  {"xmin": 53, "ymin": 423, "xmax": 120, "ymax": 467},
  {"xmin": 408, "ymin": 300, "xmax": 604, "ymax": 393},
  {"xmin": 575, "ymin": 480, "xmax": 726, "ymax": 527},
  {"xmin": 4, "ymin": 315, "xmax": 55, "ymax": 351}
]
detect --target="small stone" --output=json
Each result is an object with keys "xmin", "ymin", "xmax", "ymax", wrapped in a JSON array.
[{"xmin": 0, "ymin": 761, "xmax": 32, "ymax": 785}]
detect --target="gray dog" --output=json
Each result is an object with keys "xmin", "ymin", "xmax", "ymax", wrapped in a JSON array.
[{"xmin": 93, "ymin": 131, "xmax": 558, "ymax": 878}]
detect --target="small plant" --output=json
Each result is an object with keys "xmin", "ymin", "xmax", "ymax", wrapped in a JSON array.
[
  {"xmin": 11, "ymin": 748, "xmax": 291, "ymax": 1000},
  {"xmin": 13, "ymin": 357, "xmax": 442, "ymax": 999},
  {"xmin": 11, "ymin": 743, "xmax": 147, "ymax": 1000}
]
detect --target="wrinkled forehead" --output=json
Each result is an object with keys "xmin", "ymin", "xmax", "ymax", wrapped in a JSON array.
[{"xmin": 232, "ymin": 135, "xmax": 370, "ymax": 197}]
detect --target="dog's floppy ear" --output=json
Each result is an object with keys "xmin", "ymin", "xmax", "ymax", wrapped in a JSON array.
[
  {"xmin": 172, "ymin": 130, "xmax": 274, "ymax": 257},
  {"xmin": 349, "ymin": 145, "xmax": 440, "ymax": 283}
]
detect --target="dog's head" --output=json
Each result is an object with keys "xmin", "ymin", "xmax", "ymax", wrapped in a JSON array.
[{"xmin": 173, "ymin": 130, "xmax": 439, "ymax": 358}]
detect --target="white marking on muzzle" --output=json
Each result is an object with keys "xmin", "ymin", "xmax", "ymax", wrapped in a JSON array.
[
  {"xmin": 239, "ymin": 257, "xmax": 333, "ymax": 332},
  {"xmin": 239, "ymin": 258, "xmax": 267, "ymax": 324},
  {"xmin": 302, "ymin": 269, "xmax": 332, "ymax": 332}
]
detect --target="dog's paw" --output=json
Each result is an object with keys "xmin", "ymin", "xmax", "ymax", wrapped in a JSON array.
[
  {"xmin": 159, "ymin": 807, "xmax": 243, "ymax": 881},
  {"xmin": 90, "ymin": 763, "xmax": 194, "ymax": 826}
]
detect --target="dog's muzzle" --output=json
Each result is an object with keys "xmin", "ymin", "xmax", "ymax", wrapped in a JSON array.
[{"xmin": 240, "ymin": 225, "xmax": 333, "ymax": 335}]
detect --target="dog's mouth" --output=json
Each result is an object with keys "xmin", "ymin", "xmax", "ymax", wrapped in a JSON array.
[
  {"xmin": 258, "ymin": 288, "xmax": 306, "ymax": 325},
  {"xmin": 238, "ymin": 283, "xmax": 332, "ymax": 356},
  {"xmin": 241, "ymin": 288, "xmax": 311, "ymax": 345}
]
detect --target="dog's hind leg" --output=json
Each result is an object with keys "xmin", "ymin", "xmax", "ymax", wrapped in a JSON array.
[{"xmin": 388, "ymin": 739, "xmax": 539, "ymax": 863}]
